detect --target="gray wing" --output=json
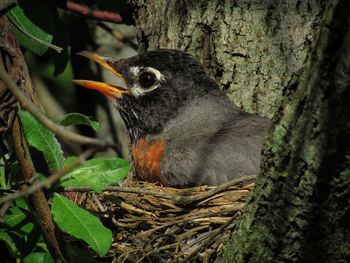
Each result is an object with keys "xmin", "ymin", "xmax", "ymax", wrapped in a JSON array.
[{"xmin": 161, "ymin": 114, "xmax": 269, "ymax": 187}]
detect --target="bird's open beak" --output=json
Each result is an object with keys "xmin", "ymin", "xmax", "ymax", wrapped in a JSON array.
[{"xmin": 72, "ymin": 51, "xmax": 129, "ymax": 98}]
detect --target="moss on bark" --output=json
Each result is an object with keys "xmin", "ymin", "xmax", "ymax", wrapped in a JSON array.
[
  {"xmin": 220, "ymin": 1, "xmax": 350, "ymax": 262},
  {"xmin": 129, "ymin": 0, "xmax": 326, "ymax": 118}
]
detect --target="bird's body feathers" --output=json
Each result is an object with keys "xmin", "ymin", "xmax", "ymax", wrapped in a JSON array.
[{"xmin": 74, "ymin": 49, "xmax": 269, "ymax": 187}]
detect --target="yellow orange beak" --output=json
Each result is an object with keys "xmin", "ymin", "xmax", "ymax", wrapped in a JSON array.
[{"xmin": 72, "ymin": 51, "xmax": 129, "ymax": 98}]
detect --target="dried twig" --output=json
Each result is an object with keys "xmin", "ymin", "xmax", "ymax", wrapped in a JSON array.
[
  {"xmin": 97, "ymin": 22, "xmax": 138, "ymax": 51},
  {"xmin": 102, "ymin": 178, "xmax": 254, "ymax": 262},
  {"xmin": 135, "ymin": 242, "xmax": 179, "ymax": 263},
  {"xmin": 0, "ymin": 17, "xmax": 67, "ymax": 262},
  {"xmin": 11, "ymin": 115, "xmax": 67, "ymax": 262},
  {"xmin": 63, "ymin": 175, "xmax": 256, "ymax": 205},
  {"xmin": 0, "ymin": 0, "xmax": 16, "ymax": 12},
  {"xmin": 0, "ymin": 147, "xmax": 98, "ymax": 204},
  {"xmin": 59, "ymin": 1, "xmax": 123, "ymax": 24},
  {"xmin": 0, "ymin": 201, "xmax": 12, "ymax": 222},
  {"xmin": 183, "ymin": 215, "xmax": 236, "ymax": 262},
  {"xmin": 0, "ymin": 56, "xmax": 111, "ymax": 146}
]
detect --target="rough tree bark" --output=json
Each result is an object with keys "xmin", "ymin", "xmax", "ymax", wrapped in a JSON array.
[
  {"xmin": 220, "ymin": 1, "xmax": 350, "ymax": 262},
  {"xmin": 128, "ymin": 0, "xmax": 350, "ymax": 262},
  {"xmin": 0, "ymin": 16, "xmax": 66, "ymax": 262},
  {"xmin": 129, "ymin": 0, "xmax": 326, "ymax": 118}
]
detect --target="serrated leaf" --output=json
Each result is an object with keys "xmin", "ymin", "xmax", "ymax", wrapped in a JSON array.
[
  {"xmin": 60, "ymin": 158, "xmax": 129, "ymax": 192},
  {"xmin": 24, "ymin": 252, "xmax": 54, "ymax": 263},
  {"xmin": 51, "ymin": 194, "xmax": 112, "ymax": 256},
  {"xmin": 19, "ymin": 110, "xmax": 64, "ymax": 171},
  {"xmin": 8, "ymin": 0, "xmax": 55, "ymax": 55},
  {"xmin": 58, "ymin": 113, "xmax": 99, "ymax": 132}
]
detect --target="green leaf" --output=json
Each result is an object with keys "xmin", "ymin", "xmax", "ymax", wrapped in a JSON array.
[
  {"xmin": 24, "ymin": 252, "xmax": 54, "ymax": 263},
  {"xmin": 19, "ymin": 110, "xmax": 65, "ymax": 171},
  {"xmin": 60, "ymin": 158, "xmax": 129, "ymax": 192},
  {"xmin": 15, "ymin": 198, "xmax": 29, "ymax": 209},
  {"xmin": 0, "ymin": 159, "xmax": 7, "ymax": 189},
  {"xmin": 0, "ymin": 232, "xmax": 20, "ymax": 258},
  {"xmin": 4, "ymin": 205, "xmax": 35, "ymax": 235},
  {"xmin": 58, "ymin": 113, "xmax": 99, "ymax": 132},
  {"xmin": 51, "ymin": 194, "xmax": 112, "ymax": 256},
  {"xmin": 1, "ymin": 203, "xmax": 41, "ymax": 258},
  {"xmin": 4, "ymin": 208, "xmax": 26, "ymax": 228},
  {"xmin": 8, "ymin": 0, "xmax": 57, "ymax": 55}
]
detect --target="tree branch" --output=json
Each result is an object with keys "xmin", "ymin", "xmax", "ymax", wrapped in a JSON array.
[
  {"xmin": 97, "ymin": 22, "xmax": 138, "ymax": 51},
  {"xmin": 0, "ymin": 16, "xmax": 66, "ymax": 262},
  {"xmin": 11, "ymin": 114, "xmax": 66, "ymax": 262},
  {"xmin": 60, "ymin": 1, "xmax": 123, "ymax": 24},
  {"xmin": 0, "ymin": 147, "xmax": 99, "ymax": 204},
  {"xmin": 0, "ymin": 0, "xmax": 16, "ymax": 13},
  {"xmin": 0, "ymin": 56, "xmax": 111, "ymax": 147}
]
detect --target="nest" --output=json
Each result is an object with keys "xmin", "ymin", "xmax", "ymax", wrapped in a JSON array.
[{"xmin": 75, "ymin": 176, "xmax": 255, "ymax": 262}]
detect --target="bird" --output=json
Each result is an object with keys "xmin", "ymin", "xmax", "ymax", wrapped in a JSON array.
[{"xmin": 72, "ymin": 49, "xmax": 269, "ymax": 188}]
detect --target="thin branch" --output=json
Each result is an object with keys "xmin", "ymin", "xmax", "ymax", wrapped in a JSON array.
[
  {"xmin": 0, "ymin": 147, "xmax": 98, "ymax": 204},
  {"xmin": 97, "ymin": 22, "xmax": 138, "ymax": 51},
  {"xmin": 180, "ymin": 175, "xmax": 256, "ymax": 205},
  {"xmin": 1, "ymin": 16, "xmax": 66, "ymax": 261},
  {"xmin": 12, "ymin": 114, "xmax": 66, "ymax": 262},
  {"xmin": 0, "ymin": 201, "xmax": 12, "ymax": 222},
  {"xmin": 62, "ymin": 175, "xmax": 256, "ymax": 205},
  {"xmin": 135, "ymin": 243, "xmax": 179, "ymax": 263},
  {"xmin": 0, "ymin": 0, "xmax": 17, "ymax": 12},
  {"xmin": 182, "ymin": 216, "xmax": 236, "ymax": 262},
  {"xmin": 0, "ymin": 56, "xmax": 111, "ymax": 147},
  {"xmin": 133, "ymin": 206, "xmax": 241, "ymax": 239},
  {"xmin": 60, "ymin": 1, "xmax": 123, "ymax": 24}
]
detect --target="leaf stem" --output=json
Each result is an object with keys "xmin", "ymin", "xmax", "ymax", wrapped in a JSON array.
[{"xmin": 10, "ymin": 19, "xmax": 63, "ymax": 53}]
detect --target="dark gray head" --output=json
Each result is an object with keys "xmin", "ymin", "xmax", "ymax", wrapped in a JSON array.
[{"xmin": 73, "ymin": 49, "xmax": 227, "ymax": 141}]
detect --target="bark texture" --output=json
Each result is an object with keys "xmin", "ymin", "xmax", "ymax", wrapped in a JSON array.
[
  {"xmin": 129, "ymin": 0, "xmax": 350, "ymax": 262},
  {"xmin": 220, "ymin": 0, "xmax": 350, "ymax": 262},
  {"xmin": 0, "ymin": 16, "xmax": 66, "ymax": 262},
  {"xmin": 129, "ymin": 0, "xmax": 326, "ymax": 118}
]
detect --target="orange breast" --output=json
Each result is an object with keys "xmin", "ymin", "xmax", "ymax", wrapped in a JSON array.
[{"xmin": 131, "ymin": 137, "xmax": 167, "ymax": 185}]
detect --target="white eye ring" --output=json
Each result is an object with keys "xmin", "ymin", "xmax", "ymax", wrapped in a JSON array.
[{"xmin": 129, "ymin": 66, "xmax": 165, "ymax": 97}]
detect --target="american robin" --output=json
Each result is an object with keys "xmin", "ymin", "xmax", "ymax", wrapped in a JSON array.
[{"xmin": 73, "ymin": 49, "xmax": 269, "ymax": 187}]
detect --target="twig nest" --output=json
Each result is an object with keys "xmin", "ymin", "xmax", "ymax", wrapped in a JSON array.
[{"xmin": 97, "ymin": 176, "xmax": 255, "ymax": 262}]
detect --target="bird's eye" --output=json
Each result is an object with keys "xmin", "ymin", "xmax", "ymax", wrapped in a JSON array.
[{"xmin": 138, "ymin": 71, "xmax": 157, "ymax": 89}]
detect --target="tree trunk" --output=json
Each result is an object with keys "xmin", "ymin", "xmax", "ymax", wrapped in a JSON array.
[
  {"xmin": 129, "ymin": 0, "xmax": 326, "ymax": 118},
  {"xmin": 220, "ymin": 0, "xmax": 350, "ymax": 262},
  {"xmin": 129, "ymin": 0, "xmax": 350, "ymax": 262}
]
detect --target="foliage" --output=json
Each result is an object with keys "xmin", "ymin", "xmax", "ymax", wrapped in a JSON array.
[
  {"xmin": 20, "ymin": 110, "xmax": 65, "ymax": 171},
  {"xmin": 61, "ymin": 157, "xmax": 129, "ymax": 192},
  {"xmin": 51, "ymin": 193, "xmax": 112, "ymax": 256},
  {"xmin": 0, "ymin": 199, "xmax": 44, "ymax": 260},
  {"xmin": 8, "ymin": 0, "xmax": 55, "ymax": 55},
  {"xmin": 1, "ymin": 111, "xmax": 129, "ymax": 260},
  {"xmin": 0, "ymin": 0, "xmax": 134, "ymax": 261},
  {"xmin": 58, "ymin": 113, "xmax": 100, "ymax": 132}
]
